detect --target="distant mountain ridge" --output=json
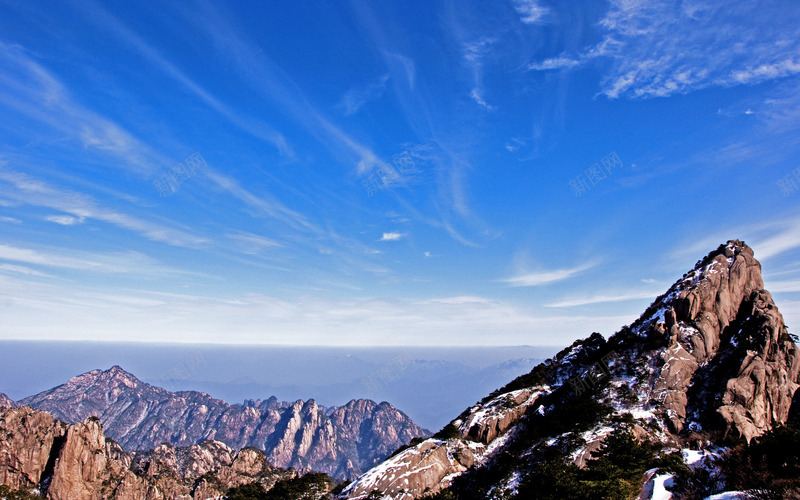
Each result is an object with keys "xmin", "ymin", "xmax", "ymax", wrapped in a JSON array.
[{"xmin": 19, "ymin": 366, "xmax": 429, "ymax": 480}]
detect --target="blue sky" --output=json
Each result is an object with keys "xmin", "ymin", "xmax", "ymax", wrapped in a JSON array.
[{"xmin": 1, "ymin": 0, "xmax": 800, "ymax": 346}]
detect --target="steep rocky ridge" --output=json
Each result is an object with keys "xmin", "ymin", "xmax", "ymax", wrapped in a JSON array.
[
  {"xmin": 0, "ymin": 393, "xmax": 16, "ymax": 409},
  {"xmin": 21, "ymin": 368, "xmax": 428, "ymax": 480},
  {"xmin": 0, "ymin": 405, "xmax": 326, "ymax": 499},
  {"xmin": 341, "ymin": 240, "xmax": 800, "ymax": 499}
]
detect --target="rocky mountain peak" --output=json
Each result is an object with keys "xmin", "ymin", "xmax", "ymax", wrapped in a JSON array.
[
  {"xmin": 340, "ymin": 240, "xmax": 800, "ymax": 499},
  {"xmin": 0, "ymin": 393, "xmax": 16, "ymax": 408},
  {"xmin": 619, "ymin": 240, "xmax": 797, "ymax": 438},
  {"xmin": 0, "ymin": 406, "xmax": 333, "ymax": 499},
  {"xmin": 20, "ymin": 368, "xmax": 429, "ymax": 480}
]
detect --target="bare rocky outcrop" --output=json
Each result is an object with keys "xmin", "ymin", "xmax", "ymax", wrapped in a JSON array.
[
  {"xmin": 21, "ymin": 367, "xmax": 429, "ymax": 479},
  {"xmin": 342, "ymin": 387, "xmax": 543, "ymax": 499},
  {"xmin": 0, "ymin": 393, "xmax": 17, "ymax": 409},
  {"xmin": 642, "ymin": 241, "xmax": 800, "ymax": 439},
  {"xmin": 716, "ymin": 289, "xmax": 800, "ymax": 441},
  {"xmin": 341, "ymin": 439, "xmax": 478, "ymax": 500},
  {"xmin": 0, "ymin": 406, "xmax": 326, "ymax": 499},
  {"xmin": 341, "ymin": 241, "xmax": 800, "ymax": 499},
  {"xmin": 458, "ymin": 388, "xmax": 538, "ymax": 444},
  {"xmin": 0, "ymin": 407, "xmax": 66, "ymax": 490}
]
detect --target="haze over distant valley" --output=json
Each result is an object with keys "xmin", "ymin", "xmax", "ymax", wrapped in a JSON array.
[{"xmin": 0, "ymin": 342, "xmax": 553, "ymax": 430}]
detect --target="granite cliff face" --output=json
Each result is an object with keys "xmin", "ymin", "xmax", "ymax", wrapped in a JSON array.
[
  {"xmin": 341, "ymin": 241, "xmax": 800, "ymax": 499},
  {"xmin": 0, "ymin": 405, "xmax": 314, "ymax": 499},
  {"xmin": 20, "ymin": 368, "xmax": 428, "ymax": 480},
  {"xmin": 0, "ymin": 393, "xmax": 16, "ymax": 409}
]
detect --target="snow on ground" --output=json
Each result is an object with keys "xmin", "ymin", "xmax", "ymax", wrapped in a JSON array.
[
  {"xmin": 651, "ymin": 473, "xmax": 674, "ymax": 500},
  {"xmin": 682, "ymin": 448, "xmax": 706, "ymax": 465},
  {"xmin": 704, "ymin": 493, "xmax": 750, "ymax": 499}
]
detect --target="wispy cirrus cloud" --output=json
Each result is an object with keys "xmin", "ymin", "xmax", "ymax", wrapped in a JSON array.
[
  {"xmin": 337, "ymin": 74, "xmax": 390, "ymax": 116},
  {"xmin": 463, "ymin": 38, "xmax": 496, "ymax": 110},
  {"xmin": 0, "ymin": 244, "xmax": 184, "ymax": 276},
  {"xmin": 0, "ymin": 42, "xmax": 168, "ymax": 174},
  {"xmin": 225, "ymin": 230, "xmax": 283, "ymax": 255},
  {"xmin": 0, "ymin": 168, "xmax": 207, "ymax": 248},
  {"xmin": 0, "ymin": 263, "xmax": 52, "ymax": 277},
  {"xmin": 502, "ymin": 262, "xmax": 596, "ymax": 287},
  {"xmin": 71, "ymin": 0, "xmax": 293, "ymax": 159},
  {"xmin": 545, "ymin": 290, "xmax": 662, "ymax": 308},
  {"xmin": 45, "ymin": 214, "xmax": 84, "ymax": 226},
  {"xmin": 513, "ymin": 0, "xmax": 551, "ymax": 24},
  {"xmin": 528, "ymin": 0, "xmax": 800, "ymax": 99}
]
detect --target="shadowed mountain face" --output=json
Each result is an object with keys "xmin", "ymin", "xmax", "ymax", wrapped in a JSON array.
[
  {"xmin": 341, "ymin": 240, "xmax": 800, "ymax": 499},
  {"xmin": 19, "ymin": 367, "xmax": 429, "ymax": 480}
]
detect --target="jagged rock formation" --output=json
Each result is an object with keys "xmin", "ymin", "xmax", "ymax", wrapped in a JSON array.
[
  {"xmin": 341, "ymin": 240, "xmax": 800, "ymax": 499},
  {"xmin": 20, "ymin": 367, "xmax": 429, "ymax": 479},
  {"xmin": 0, "ymin": 393, "xmax": 16, "ymax": 409},
  {"xmin": 341, "ymin": 388, "xmax": 545, "ymax": 499},
  {"xmin": 0, "ymin": 405, "xmax": 322, "ymax": 499}
]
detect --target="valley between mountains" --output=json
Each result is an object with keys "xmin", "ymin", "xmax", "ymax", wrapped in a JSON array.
[{"xmin": 1, "ymin": 241, "xmax": 799, "ymax": 499}]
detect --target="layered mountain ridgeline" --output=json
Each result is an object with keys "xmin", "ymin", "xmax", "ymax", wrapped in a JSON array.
[
  {"xmin": 0, "ymin": 405, "xmax": 336, "ymax": 499},
  {"xmin": 17, "ymin": 367, "xmax": 429, "ymax": 480},
  {"xmin": 340, "ymin": 241, "xmax": 800, "ymax": 499}
]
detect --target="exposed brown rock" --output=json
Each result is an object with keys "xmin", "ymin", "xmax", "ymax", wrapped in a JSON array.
[
  {"xmin": 0, "ymin": 407, "xmax": 66, "ymax": 490},
  {"xmin": 343, "ymin": 241, "xmax": 800, "ymax": 499},
  {"xmin": 651, "ymin": 240, "xmax": 787, "ymax": 435},
  {"xmin": 341, "ymin": 439, "xmax": 477, "ymax": 500},
  {"xmin": 0, "ymin": 406, "xmax": 324, "ymax": 499},
  {"xmin": 21, "ymin": 368, "xmax": 428, "ymax": 479},
  {"xmin": 717, "ymin": 289, "xmax": 800, "ymax": 441},
  {"xmin": 0, "ymin": 393, "xmax": 16, "ymax": 409},
  {"xmin": 459, "ymin": 388, "xmax": 537, "ymax": 444}
]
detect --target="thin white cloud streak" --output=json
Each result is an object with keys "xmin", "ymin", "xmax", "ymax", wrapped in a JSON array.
[
  {"xmin": 463, "ymin": 38, "xmax": 496, "ymax": 110},
  {"xmin": 545, "ymin": 290, "xmax": 662, "ymax": 308},
  {"xmin": 183, "ymin": 3, "xmax": 392, "ymax": 177},
  {"xmin": 45, "ymin": 215, "xmax": 84, "ymax": 226},
  {"xmin": 765, "ymin": 280, "xmax": 800, "ymax": 293},
  {"xmin": 513, "ymin": 0, "xmax": 551, "ymax": 24},
  {"xmin": 379, "ymin": 232, "xmax": 404, "ymax": 241},
  {"xmin": 204, "ymin": 170, "xmax": 312, "ymax": 232},
  {"xmin": 0, "ymin": 168, "xmax": 207, "ymax": 248},
  {"xmin": 0, "ymin": 263, "xmax": 52, "ymax": 277},
  {"xmin": 527, "ymin": 1, "xmax": 800, "ymax": 99},
  {"xmin": 225, "ymin": 231, "xmax": 283, "ymax": 255},
  {"xmin": 0, "ymin": 42, "xmax": 169, "ymax": 174},
  {"xmin": 351, "ymin": 3, "xmax": 488, "ymax": 245},
  {"xmin": 0, "ymin": 244, "xmax": 189, "ymax": 276},
  {"xmin": 71, "ymin": 0, "xmax": 293, "ymax": 158},
  {"xmin": 502, "ymin": 262, "xmax": 596, "ymax": 287},
  {"xmin": 338, "ymin": 75, "xmax": 390, "ymax": 116},
  {"xmin": 0, "ymin": 279, "xmax": 632, "ymax": 346},
  {"xmin": 751, "ymin": 219, "xmax": 800, "ymax": 261}
]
